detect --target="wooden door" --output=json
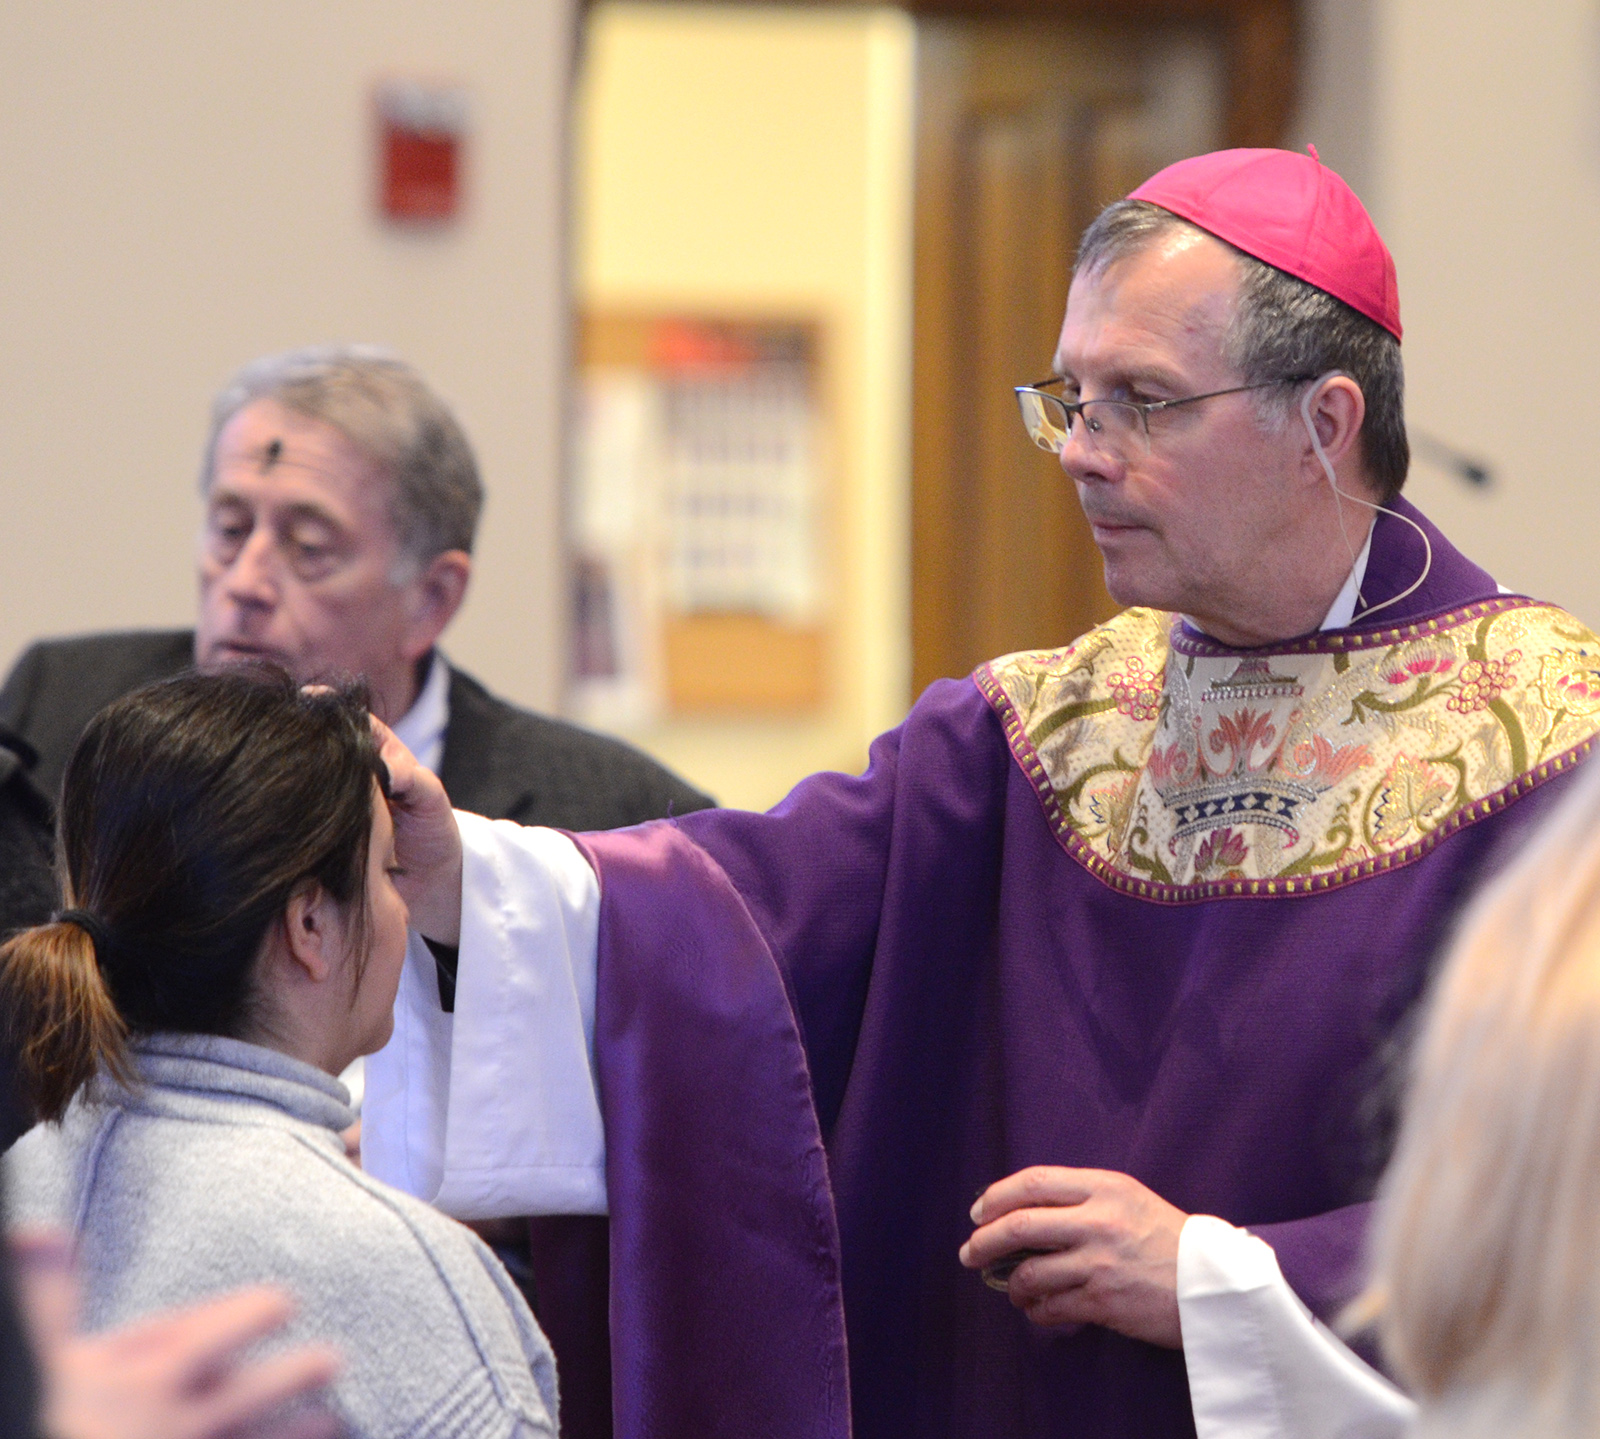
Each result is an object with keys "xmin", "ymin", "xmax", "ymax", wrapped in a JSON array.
[{"xmin": 910, "ymin": 19, "xmax": 1228, "ymax": 693}]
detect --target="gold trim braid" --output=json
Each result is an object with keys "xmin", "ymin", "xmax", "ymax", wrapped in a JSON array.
[{"xmin": 977, "ymin": 599, "xmax": 1600, "ymax": 903}]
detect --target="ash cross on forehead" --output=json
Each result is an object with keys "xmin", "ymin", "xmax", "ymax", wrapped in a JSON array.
[{"xmin": 260, "ymin": 437, "xmax": 284, "ymax": 469}]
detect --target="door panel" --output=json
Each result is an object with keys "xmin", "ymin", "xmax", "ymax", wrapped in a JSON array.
[{"xmin": 911, "ymin": 19, "xmax": 1225, "ymax": 693}]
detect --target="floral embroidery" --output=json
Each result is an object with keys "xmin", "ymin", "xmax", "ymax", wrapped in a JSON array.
[
  {"xmin": 1368, "ymin": 754, "xmax": 1454, "ymax": 847},
  {"xmin": 1194, "ymin": 827, "xmax": 1248, "ymax": 877},
  {"xmin": 1108, "ymin": 657, "xmax": 1162, "ymax": 721},
  {"xmin": 1447, "ymin": 650, "xmax": 1521, "ymax": 713},
  {"xmin": 1381, "ymin": 640, "xmax": 1455, "ymax": 685},
  {"xmin": 979, "ymin": 602, "xmax": 1600, "ymax": 901},
  {"xmin": 1539, "ymin": 650, "xmax": 1600, "ymax": 717},
  {"xmin": 1204, "ymin": 709, "xmax": 1282, "ymax": 779},
  {"xmin": 1086, "ymin": 773, "xmax": 1138, "ymax": 833},
  {"xmin": 1284, "ymin": 734, "xmax": 1371, "ymax": 784}
]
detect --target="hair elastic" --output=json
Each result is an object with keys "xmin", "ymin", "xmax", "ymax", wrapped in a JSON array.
[{"xmin": 54, "ymin": 908, "xmax": 111, "ymax": 963}]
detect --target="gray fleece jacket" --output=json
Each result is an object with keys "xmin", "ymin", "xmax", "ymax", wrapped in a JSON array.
[{"xmin": 6, "ymin": 1033, "xmax": 557, "ymax": 1439}]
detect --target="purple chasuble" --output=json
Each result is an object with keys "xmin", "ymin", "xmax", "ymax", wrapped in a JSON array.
[{"xmin": 553, "ymin": 499, "xmax": 1600, "ymax": 1439}]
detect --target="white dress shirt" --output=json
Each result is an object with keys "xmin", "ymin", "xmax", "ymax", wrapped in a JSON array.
[{"xmin": 392, "ymin": 649, "xmax": 450, "ymax": 775}]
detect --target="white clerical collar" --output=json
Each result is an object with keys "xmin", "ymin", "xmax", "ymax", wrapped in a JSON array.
[
  {"xmin": 391, "ymin": 650, "xmax": 449, "ymax": 774},
  {"xmin": 1318, "ymin": 521, "xmax": 1374, "ymax": 631},
  {"xmin": 1183, "ymin": 520, "xmax": 1374, "ymax": 639}
]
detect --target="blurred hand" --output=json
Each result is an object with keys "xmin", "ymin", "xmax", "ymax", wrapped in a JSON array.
[
  {"xmin": 370, "ymin": 715, "xmax": 462, "ymax": 946},
  {"xmin": 959, "ymin": 1167, "xmax": 1185, "ymax": 1348},
  {"xmin": 12, "ymin": 1229, "xmax": 343, "ymax": 1439}
]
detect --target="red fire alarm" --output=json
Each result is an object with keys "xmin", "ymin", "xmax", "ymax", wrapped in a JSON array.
[{"xmin": 375, "ymin": 78, "xmax": 470, "ymax": 223}]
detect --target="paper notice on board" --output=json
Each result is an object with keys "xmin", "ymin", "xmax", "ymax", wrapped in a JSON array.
[
  {"xmin": 568, "ymin": 317, "xmax": 828, "ymax": 726},
  {"xmin": 660, "ymin": 367, "xmax": 822, "ymax": 623}
]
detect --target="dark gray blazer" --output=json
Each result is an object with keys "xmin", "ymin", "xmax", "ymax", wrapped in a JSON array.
[{"xmin": 0, "ymin": 629, "xmax": 714, "ymax": 828}]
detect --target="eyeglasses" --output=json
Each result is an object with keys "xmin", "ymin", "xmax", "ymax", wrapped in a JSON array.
[{"xmin": 1014, "ymin": 375, "xmax": 1317, "ymax": 456}]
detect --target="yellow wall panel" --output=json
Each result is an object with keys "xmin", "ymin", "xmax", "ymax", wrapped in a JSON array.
[{"xmin": 572, "ymin": 3, "xmax": 916, "ymax": 810}]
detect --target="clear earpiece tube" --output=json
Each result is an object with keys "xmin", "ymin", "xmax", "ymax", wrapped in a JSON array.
[{"xmin": 1300, "ymin": 374, "xmax": 1431, "ymax": 624}]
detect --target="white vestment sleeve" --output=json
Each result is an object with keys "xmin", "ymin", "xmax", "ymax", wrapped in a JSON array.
[
  {"xmin": 1179, "ymin": 1214, "xmax": 1415, "ymax": 1439},
  {"xmin": 362, "ymin": 812, "xmax": 607, "ymax": 1219}
]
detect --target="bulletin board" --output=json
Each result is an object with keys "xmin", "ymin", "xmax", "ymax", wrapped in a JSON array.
[{"xmin": 569, "ymin": 313, "xmax": 831, "ymax": 721}]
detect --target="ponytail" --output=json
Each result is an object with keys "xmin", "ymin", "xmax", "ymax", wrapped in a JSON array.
[
  {"xmin": 0, "ymin": 916, "xmax": 130, "ymax": 1123},
  {"xmin": 6, "ymin": 670, "xmax": 384, "ymax": 1103}
]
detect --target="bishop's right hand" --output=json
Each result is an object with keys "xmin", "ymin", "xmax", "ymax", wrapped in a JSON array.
[{"xmin": 371, "ymin": 715, "xmax": 463, "ymax": 947}]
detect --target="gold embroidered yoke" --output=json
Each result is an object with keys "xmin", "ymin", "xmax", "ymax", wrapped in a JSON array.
[{"xmin": 976, "ymin": 599, "xmax": 1600, "ymax": 901}]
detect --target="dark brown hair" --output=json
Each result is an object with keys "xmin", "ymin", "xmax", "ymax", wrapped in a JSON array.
[{"xmin": 0, "ymin": 668, "xmax": 387, "ymax": 1122}]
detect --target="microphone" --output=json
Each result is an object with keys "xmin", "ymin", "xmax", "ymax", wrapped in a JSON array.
[{"xmin": 1410, "ymin": 430, "xmax": 1493, "ymax": 488}]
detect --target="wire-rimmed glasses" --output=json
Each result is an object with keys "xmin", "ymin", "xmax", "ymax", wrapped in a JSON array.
[{"xmin": 1014, "ymin": 376, "xmax": 1318, "ymax": 457}]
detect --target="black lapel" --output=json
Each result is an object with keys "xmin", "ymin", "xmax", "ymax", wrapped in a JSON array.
[{"xmin": 435, "ymin": 666, "xmax": 540, "ymax": 821}]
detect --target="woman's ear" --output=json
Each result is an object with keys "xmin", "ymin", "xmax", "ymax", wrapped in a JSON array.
[{"xmin": 281, "ymin": 881, "xmax": 339, "ymax": 985}]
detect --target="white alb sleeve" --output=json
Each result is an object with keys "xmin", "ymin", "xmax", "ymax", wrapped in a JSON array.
[
  {"xmin": 1179, "ymin": 1214, "xmax": 1415, "ymax": 1439},
  {"xmin": 362, "ymin": 812, "xmax": 607, "ymax": 1219}
]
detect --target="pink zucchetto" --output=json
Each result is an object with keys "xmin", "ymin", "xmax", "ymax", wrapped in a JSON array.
[{"xmin": 1128, "ymin": 147, "xmax": 1401, "ymax": 342}]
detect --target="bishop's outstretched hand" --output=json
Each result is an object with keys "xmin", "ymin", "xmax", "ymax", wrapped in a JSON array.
[{"xmin": 370, "ymin": 715, "xmax": 463, "ymax": 947}]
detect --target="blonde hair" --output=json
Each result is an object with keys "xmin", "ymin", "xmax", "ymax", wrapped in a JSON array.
[{"xmin": 1364, "ymin": 754, "xmax": 1600, "ymax": 1436}]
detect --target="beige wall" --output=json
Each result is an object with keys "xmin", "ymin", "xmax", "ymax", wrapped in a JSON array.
[
  {"xmin": 11, "ymin": 0, "xmax": 1599, "ymax": 808},
  {"xmin": 1288, "ymin": 0, "xmax": 1376, "ymax": 201},
  {"xmin": 1293, "ymin": 0, "xmax": 1600, "ymax": 626},
  {"xmin": 1372, "ymin": 0, "xmax": 1600, "ymax": 625},
  {"xmin": 0, "ymin": 1, "xmax": 573, "ymax": 711},
  {"xmin": 573, "ymin": 3, "xmax": 915, "ymax": 809}
]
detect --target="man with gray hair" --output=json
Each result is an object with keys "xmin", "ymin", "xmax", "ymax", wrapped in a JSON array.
[
  {"xmin": 0, "ymin": 345, "xmax": 712, "ymax": 1435},
  {"xmin": 0, "ymin": 343, "xmax": 711, "ymax": 827}
]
